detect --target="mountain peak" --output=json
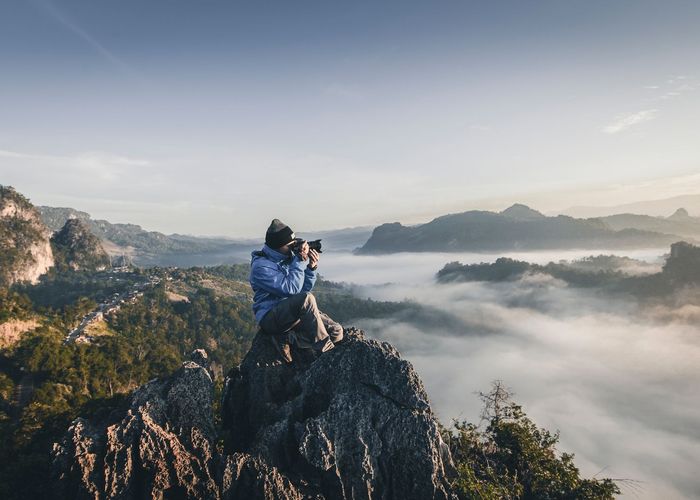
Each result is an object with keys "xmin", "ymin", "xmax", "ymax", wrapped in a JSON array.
[
  {"xmin": 669, "ymin": 207, "xmax": 691, "ymax": 220},
  {"xmin": 500, "ymin": 203, "xmax": 546, "ymax": 220},
  {"xmin": 51, "ymin": 218, "xmax": 110, "ymax": 272}
]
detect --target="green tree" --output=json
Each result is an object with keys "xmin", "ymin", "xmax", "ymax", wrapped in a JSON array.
[{"xmin": 444, "ymin": 381, "xmax": 620, "ymax": 499}]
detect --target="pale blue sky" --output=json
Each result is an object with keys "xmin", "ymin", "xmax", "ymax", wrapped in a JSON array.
[{"xmin": 1, "ymin": 0, "xmax": 699, "ymax": 236}]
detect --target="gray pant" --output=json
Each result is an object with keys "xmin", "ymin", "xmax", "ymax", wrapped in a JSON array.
[{"xmin": 259, "ymin": 292, "xmax": 343, "ymax": 352}]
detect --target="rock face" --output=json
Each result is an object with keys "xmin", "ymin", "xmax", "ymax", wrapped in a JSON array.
[
  {"xmin": 51, "ymin": 218, "xmax": 111, "ymax": 271},
  {"xmin": 53, "ymin": 331, "xmax": 454, "ymax": 499},
  {"xmin": 52, "ymin": 351, "xmax": 304, "ymax": 499},
  {"xmin": 223, "ymin": 327, "xmax": 454, "ymax": 499},
  {"xmin": 0, "ymin": 185, "xmax": 54, "ymax": 286}
]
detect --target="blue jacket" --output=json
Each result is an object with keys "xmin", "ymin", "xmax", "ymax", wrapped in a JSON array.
[{"xmin": 249, "ymin": 244, "xmax": 317, "ymax": 324}]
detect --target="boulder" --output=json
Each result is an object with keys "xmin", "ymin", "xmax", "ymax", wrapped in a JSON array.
[{"xmin": 222, "ymin": 327, "xmax": 454, "ymax": 500}]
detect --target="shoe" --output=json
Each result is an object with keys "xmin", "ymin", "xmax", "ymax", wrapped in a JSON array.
[{"xmin": 270, "ymin": 332, "xmax": 293, "ymax": 364}]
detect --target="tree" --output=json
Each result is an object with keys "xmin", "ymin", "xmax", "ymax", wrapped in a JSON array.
[{"xmin": 443, "ymin": 381, "xmax": 620, "ymax": 499}]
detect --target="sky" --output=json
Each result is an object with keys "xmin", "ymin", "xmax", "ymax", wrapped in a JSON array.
[{"xmin": 1, "ymin": 0, "xmax": 699, "ymax": 237}]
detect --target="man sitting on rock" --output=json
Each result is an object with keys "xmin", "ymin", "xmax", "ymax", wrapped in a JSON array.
[{"xmin": 249, "ymin": 218, "xmax": 343, "ymax": 363}]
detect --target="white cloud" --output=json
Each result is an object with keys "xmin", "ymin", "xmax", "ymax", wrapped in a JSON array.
[{"xmin": 603, "ymin": 109, "xmax": 657, "ymax": 134}]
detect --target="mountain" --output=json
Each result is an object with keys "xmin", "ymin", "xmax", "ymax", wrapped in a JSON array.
[
  {"xmin": 357, "ymin": 204, "xmax": 687, "ymax": 254},
  {"xmin": 592, "ymin": 208, "xmax": 700, "ymax": 240},
  {"xmin": 561, "ymin": 194, "xmax": 700, "ymax": 218},
  {"xmin": 50, "ymin": 219, "xmax": 111, "ymax": 272},
  {"xmin": 669, "ymin": 208, "xmax": 690, "ymax": 220},
  {"xmin": 0, "ymin": 186, "xmax": 54, "ymax": 286},
  {"xmin": 39, "ymin": 206, "xmax": 254, "ymax": 266},
  {"xmin": 40, "ymin": 205, "xmax": 375, "ymax": 266},
  {"xmin": 500, "ymin": 203, "xmax": 546, "ymax": 220},
  {"xmin": 52, "ymin": 330, "xmax": 454, "ymax": 499},
  {"xmin": 39, "ymin": 205, "xmax": 230, "ymax": 254}
]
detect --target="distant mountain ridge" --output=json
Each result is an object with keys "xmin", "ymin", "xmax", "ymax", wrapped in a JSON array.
[
  {"xmin": 561, "ymin": 194, "xmax": 700, "ymax": 218},
  {"xmin": 357, "ymin": 203, "xmax": 691, "ymax": 254},
  {"xmin": 39, "ymin": 206, "xmax": 374, "ymax": 266},
  {"xmin": 592, "ymin": 208, "xmax": 700, "ymax": 240},
  {"xmin": 39, "ymin": 206, "xmax": 232, "ymax": 255}
]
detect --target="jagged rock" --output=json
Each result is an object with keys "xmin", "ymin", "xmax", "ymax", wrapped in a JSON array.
[
  {"xmin": 52, "ymin": 352, "xmax": 302, "ymax": 499},
  {"xmin": 223, "ymin": 327, "xmax": 454, "ymax": 500},
  {"xmin": 191, "ymin": 348, "xmax": 210, "ymax": 369},
  {"xmin": 54, "ymin": 331, "xmax": 456, "ymax": 499},
  {"xmin": 52, "ymin": 359, "xmax": 219, "ymax": 499},
  {"xmin": 222, "ymin": 453, "xmax": 312, "ymax": 500}
]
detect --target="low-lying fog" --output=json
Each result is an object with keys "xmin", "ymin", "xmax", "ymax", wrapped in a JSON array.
[{"xmin": 318, "ymin": 248, "xmax": 699, "ymax": 500}]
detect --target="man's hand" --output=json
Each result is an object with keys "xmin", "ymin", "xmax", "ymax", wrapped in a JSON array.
[
  {"xmin": 308, "ymin": 248, "xmax": 320, "ymax": 270},
  {"xmin": 297, "ymin": 241, "xmax": 310, "ymax": 261}
]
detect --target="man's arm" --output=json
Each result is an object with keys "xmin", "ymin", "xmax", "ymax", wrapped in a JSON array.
[
  {"xmin": 301, "ymin": 248, "xmax": 319, "ymax": 292},
  {"xmin": 302, "ymin": 266, "xmax": 317, "ymax": 292},
  {"xmin": 251, "ymin": 256, "xmax": 307, "ymax": 297}
]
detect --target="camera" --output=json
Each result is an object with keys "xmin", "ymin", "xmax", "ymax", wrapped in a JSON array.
[{"xmin": 291, "ymin": 238, "xmax": 323, "ymax": 253}]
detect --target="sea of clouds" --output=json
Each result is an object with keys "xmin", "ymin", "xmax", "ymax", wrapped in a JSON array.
[{"xmin": 319, "ymin": 248, "xmax": 699, "ymax": 499}]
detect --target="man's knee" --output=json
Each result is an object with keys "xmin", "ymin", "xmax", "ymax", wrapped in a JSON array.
[{"xmin": 298, "ymin": 291, "xmax": 317, "ymax": 310}]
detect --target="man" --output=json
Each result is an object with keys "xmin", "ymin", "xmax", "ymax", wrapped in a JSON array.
[{"xmin": 249, "ymin": 218, "xmax": 343, "ymax": 363}]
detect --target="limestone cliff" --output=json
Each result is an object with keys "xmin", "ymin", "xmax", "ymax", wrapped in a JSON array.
[
  {"xmin": 0, "ymin": 185, "xmax": 54, "ymax": 286},
  {"xmin": 52, "ymin": 331, "xmax": 456, "ymax": 499}
]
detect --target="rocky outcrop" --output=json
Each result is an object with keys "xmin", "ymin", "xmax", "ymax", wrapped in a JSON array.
[
  {"xmin": 53, "ymin": 331, "xmax": 455, "ymax": 499},
  {"xmin": 223, "ymin": 327, "xmax": 454, "ymax": 499},
  {"xmin": 52, "ymin": 350, "xmax": 303, "ymax": 499},
  {"xmin": 51, "ymin": 218, "xmax": 111, "ymax": 272},
  {"xmin": 0, "ymin": 185, "xmax": 54, "ymax": 286}
]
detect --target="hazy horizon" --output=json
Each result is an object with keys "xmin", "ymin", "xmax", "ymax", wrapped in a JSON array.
[
  {"xmin": 1, "ymin": 1, "xmax": 699, "ymax": 237},
  {"xmin": 5, "ymin": 183, "xmax": 700, "ymax": 241}
]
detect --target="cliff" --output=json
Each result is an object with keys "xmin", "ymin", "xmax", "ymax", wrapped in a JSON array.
[
  {"xmin": 0, "ymin": 185, "xmax": 54, "ymax": 286},
  {"xmin": 51, "ymin": 218, "xmax": 111, "ymax": 272},
  {"xmin": 52, "ymin": 330, "xmax": 455, "ymax": 499}
]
